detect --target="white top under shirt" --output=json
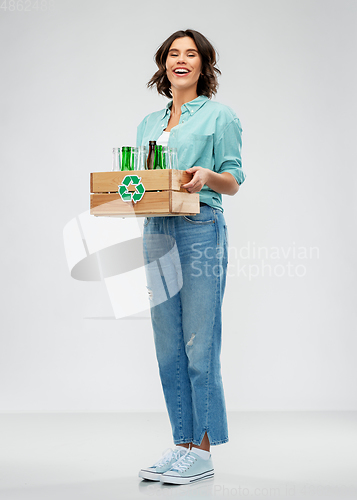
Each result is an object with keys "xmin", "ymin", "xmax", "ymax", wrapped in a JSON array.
[{"xmin": 156, "ymin": 130, "xmax": 170, "ymax": 147}]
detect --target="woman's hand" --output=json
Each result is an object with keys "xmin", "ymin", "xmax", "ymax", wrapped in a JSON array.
[
  {"xmin": 182, "ymin": 167, "xmax": 239, "ymax": 195},
  {"xmin": 182, "ymin": 167, "xmax": 211, "ymax": 193}
]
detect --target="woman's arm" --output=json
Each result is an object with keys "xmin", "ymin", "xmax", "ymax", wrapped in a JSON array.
[
  {"xmin": 182, "ymin": 113, "xmax": 244, "ymax": 196},
  {"xmin": 182, "ymin": 166, "xmax": 239, "ymax": 196}
]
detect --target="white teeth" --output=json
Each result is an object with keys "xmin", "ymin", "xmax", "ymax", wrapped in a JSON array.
[{"xmin": 174, "ymin": 69, "xmax": 189, "ymax": 74}]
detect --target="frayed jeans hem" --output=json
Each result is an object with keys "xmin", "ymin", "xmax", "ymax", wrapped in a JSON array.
[
  {"xmin": 173, "ymin": 437, "xmax": 229, "ymax": 446},
  {"xmin": 174, "ymin": 439, "xmax": 194, "ymax": 445},
  {"xmin": 192, "ymin": 437, "xmax": 229, "ymax": 446}
]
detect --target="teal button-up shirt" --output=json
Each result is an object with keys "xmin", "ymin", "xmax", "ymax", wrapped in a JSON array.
[{"xmin": 136, "ymin": 95, "xmax": 245, "ymax": 212}]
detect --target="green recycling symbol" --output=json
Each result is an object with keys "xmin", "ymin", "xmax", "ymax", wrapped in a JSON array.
[{"xmin": 118, "ymin": 174, "xmax": 146, "ymax": 204}]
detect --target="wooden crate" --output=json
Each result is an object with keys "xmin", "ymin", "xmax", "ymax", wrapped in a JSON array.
[{"xmin": 90, "ymin": 169, "xmax": 200, "ymax": 217}]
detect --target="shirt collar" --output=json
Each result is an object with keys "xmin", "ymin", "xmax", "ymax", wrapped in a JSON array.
[{"xmin": 162, "ymin": 95, "xmax": 209, "ymax": 118}]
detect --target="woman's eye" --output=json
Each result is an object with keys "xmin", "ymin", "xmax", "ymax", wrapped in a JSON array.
[{"xmin": 168, "ymin": 53, "xmax": 196, "ymax": 57}]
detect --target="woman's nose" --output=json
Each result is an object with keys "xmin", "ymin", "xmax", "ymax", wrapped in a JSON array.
[{"xmin": 176, "ymin": 54, "xmax": 186, "ymax": 64}]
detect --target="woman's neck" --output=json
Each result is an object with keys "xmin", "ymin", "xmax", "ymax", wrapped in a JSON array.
[{"xmin": 170, "ymin": 88, "xmax": 198, "ymax": 115}]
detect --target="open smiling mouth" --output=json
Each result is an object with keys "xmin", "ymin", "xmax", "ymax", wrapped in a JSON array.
[{"xmin": 173, "ymin": 68, "xmax": 191, "ymax": 76}]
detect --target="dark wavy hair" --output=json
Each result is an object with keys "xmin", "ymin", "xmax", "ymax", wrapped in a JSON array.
[{"xmin": 147, "ymin": 29, "xmax": 221, "ymax": 99}]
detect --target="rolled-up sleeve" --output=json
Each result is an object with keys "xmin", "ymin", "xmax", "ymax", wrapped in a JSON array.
[{"xmin": 214, "ymin": 118, "xmax": 246, "ymax": 186}]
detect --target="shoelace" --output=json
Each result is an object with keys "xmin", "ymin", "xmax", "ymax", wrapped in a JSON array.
[
  {"xmin": 154, "ymin": 448, "xmax": 183, "ymax": 467},
  {"xmin": 171, "ymin": 450, "xmax": 196, "ymax": 472}
]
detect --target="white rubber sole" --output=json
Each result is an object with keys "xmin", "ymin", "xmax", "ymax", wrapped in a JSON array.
[
  {"xmin": 139, "ymin": 469, "xmax": 162, "ymax": 481},
  {"xmin": 160, "ymin": 469, "xmax": 214, "ymax": 484}
]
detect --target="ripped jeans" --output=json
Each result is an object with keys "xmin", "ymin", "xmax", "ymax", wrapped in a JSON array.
[{"xmin": 143, "ymin": 205, "xmax": 229, "ymax": 446}]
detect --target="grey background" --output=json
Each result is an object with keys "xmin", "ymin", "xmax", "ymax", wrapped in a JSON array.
[{"xmin": 0, "ymin": 0, "xmax": 356, "ymax": 412}]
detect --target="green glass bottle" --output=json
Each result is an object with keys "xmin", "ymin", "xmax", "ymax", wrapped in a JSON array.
[
  {"xmin": 155, "ymin": 145, "xmax": 166, "ymax": 169},
  {"xmin": 162, "ymin": 147, "xmax": 167, "ymax": 169},
  {"xmin": 121, "ymin": 147, "xmax": 132, "ymax": 171},
  {"xmin": 155, "ymin": 145, "xmax": 161, "ymax": 169}
]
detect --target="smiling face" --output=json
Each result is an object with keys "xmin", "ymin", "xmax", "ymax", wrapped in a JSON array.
[{"xmin": 165, "ymin": 36, "xmax": 202, "ymax": 95}]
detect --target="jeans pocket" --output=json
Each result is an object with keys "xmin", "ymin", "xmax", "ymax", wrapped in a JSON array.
[
  {"xmin": 143, "ymin": 217, "xmax": 151, "ymax": 227},
  {"xmin": 183, "ymin": 214, "xmax": 215, "ymax": 225},
  {"xmin": 183, "ymin": 206, "xmax": 215, "ymax": 225}
]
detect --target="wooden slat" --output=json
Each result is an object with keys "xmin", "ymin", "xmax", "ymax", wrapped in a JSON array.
[
  {"xmin": 90, "ymin": 191, "xmax": 199, "ymax": 217},
  {"xmin": 170, "ymin": 191, "xmax": 200, "ymax": 214},
  {"xmin": 90, "ymin": 169, "xmax": 193, "ymax": 193},
  {"xmin": 91, "ymin": 192, "xmax": 168, "ymax": 215},
  {"xmin": 170, "ymin": 170, "xmax": 193, "ymax": 191}
]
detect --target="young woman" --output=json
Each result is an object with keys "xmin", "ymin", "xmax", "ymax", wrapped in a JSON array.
[{"xmin": 137, "ymin": 29, "xmax": 245, "ymax": 485}]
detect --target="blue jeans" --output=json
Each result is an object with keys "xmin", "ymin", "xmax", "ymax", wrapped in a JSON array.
[{"xmin": 143, "ymin": 205, "xmax": 229, "ymax": 446}]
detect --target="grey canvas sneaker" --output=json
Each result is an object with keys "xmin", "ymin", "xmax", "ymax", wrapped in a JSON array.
[{"xmin": 139, "ymin": 446, "xmax": 188, "ymax": 481}]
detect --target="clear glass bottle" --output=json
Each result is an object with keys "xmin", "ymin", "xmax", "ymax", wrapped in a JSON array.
[
  {"xmin": 163, "ymin": 147, "xmax": 170, "ymax": 169},
  {"xmin": 112, "ymin": 147, "xmax": 121, "ymax": 171},
  {"xmin": 137, "ymin": 146, "xmax": 148, "ymax": 170},
  {"xmin": 169, "ymin": 148, "xmax": 178, "ymax": 170}
]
